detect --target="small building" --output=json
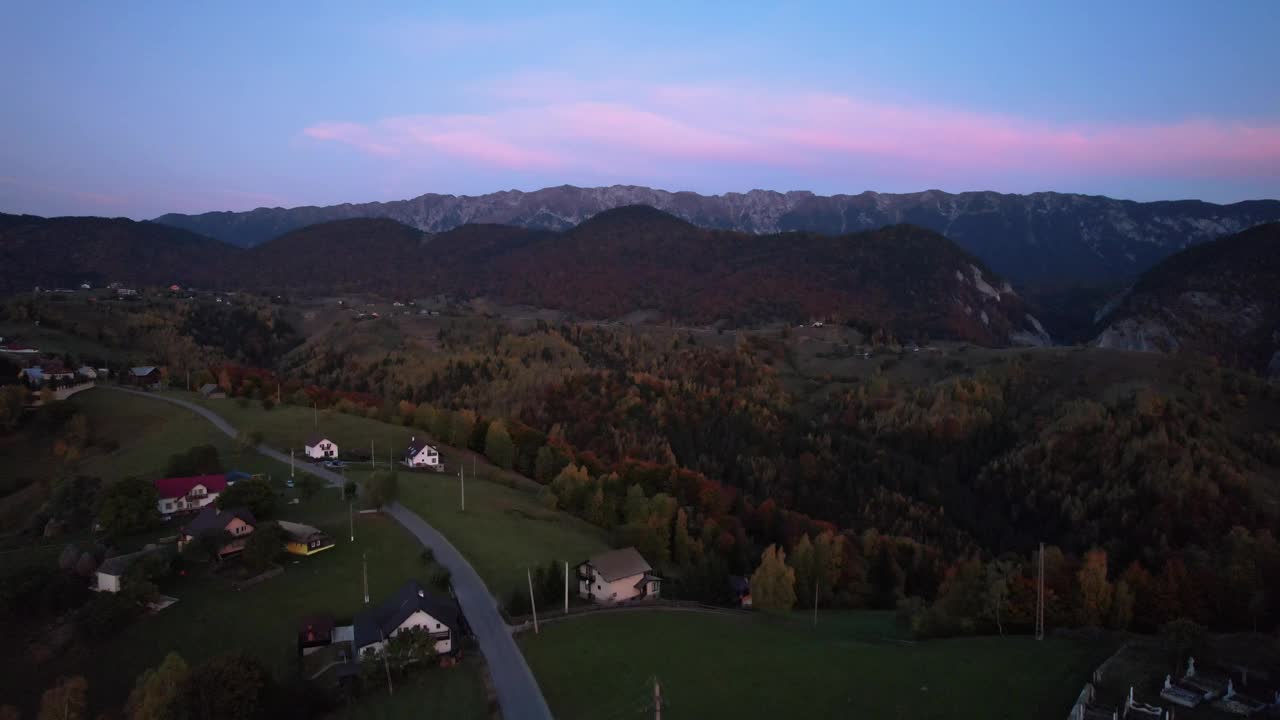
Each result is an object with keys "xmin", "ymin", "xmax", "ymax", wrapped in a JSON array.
[
  {"xmin": 304, "ymin": 434, "xmax": 339, "ymax": 460},
  {"xmin": 94, "ymin": 546, "xmax": 164, "ymax": 593},
  {"xmin": 76, "ymin": 366, "xmax": 98, "ymax": 380},
  {"xmin": 577, "ymin": 547, "xmax": 661, "ymax": 605},
  {"xmin": 116, "ymin": 287, "xmax": 138, "ymax": 297},
  {"xmin": 352, "ymin": 580, "xmax": 460, "ymax": 657},
  {"xmin": 19, "ymin": 363, "xmax": 75, "ymax": 387},
  {"xmin": 298, "ymin": 614, "xmax": 336, "ymax": 656},
  {"xmin": 404, "ymin": 437, "xmax": 441, "ymax": 469},
  {"xmin": 199, "ymin": 383, "xmax": 226, "ymax": 399},
  {"xmin": 129, "ymin": 366, "xmax": 163, "ymax": 389},
  {"xmin": 178, "ymin": 506, "xmax": 256, "ymax": 557},
  {"xmin": 279, "ymin": 520, "xmax": 335, "ymax": 556},
  {"xmin": 155, "ymin": 474, "xmax": 227, "ymax": 516},
  {"xmin": 729, "ymin": 575, "xmax": 752, "ymax": 608}
]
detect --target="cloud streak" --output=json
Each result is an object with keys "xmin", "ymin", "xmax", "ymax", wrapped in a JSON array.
[{"xmin": 302, "ymin": 83, "xmax": 1280, "ymax": 184}]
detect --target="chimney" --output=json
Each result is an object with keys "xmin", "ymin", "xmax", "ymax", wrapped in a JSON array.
[{"xmin": 418, "ymin": 589, "xmax": 425, "ymax": 598}]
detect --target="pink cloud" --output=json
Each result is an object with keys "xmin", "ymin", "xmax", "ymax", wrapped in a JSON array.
[{"xmin": 301, "ymin": 83, "xmax": 1280, "ymax": 182}]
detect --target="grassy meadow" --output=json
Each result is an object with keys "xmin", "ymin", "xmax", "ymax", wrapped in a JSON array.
[{"xmin": 522, "ymin": 611, "xmax": 1113, "ymax": 720}]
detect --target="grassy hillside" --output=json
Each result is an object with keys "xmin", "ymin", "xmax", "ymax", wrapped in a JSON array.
[
  {"xmin": 174, "ymin": 391, "xmax": 610, "ymax": 599},
  {"xmin": 523, "ymin": 611, "xmax": 1112, "ymax": 720}
]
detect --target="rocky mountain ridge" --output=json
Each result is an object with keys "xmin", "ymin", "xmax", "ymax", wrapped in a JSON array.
[{"xmin": 154, "ymin": 185, "xmax": 1280, "ymax": 285}]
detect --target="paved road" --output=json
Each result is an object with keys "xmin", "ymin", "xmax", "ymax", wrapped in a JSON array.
[
  {"xmin": 102, "ymin": 387, "xmax": 555, "ymax": 720},
  {"xmin": 386, "ymin": 502, "xmax": 553, "ymax": 720}
]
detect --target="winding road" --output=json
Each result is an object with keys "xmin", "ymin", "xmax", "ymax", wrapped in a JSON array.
[{"xmin": 104, "ymin": 387, "xmax": 554, "ymax": 720}]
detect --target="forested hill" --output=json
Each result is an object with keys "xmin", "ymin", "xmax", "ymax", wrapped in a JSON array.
[
  {"xmin": 0, "ymin": 208, "xmax": 1050, "ymax": 345},
  {"xmin": 0, "ymin": 214, "xmax": 236, "ymax": 292},
  {"xmin": 152, "ymin": 184, "xmax": 1280, "ymax": 286},
  {"xmin": 1094, "ymin": 222, "xmax": 1280, "ymax": 376}
]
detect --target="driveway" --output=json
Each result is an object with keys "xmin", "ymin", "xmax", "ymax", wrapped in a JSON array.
[{"xmin": 102, "ymin": 387, "xmax": 554, "ymax": 719}]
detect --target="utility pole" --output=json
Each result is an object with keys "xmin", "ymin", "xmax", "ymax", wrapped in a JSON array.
[
  {"xmin": 371, "ymin": 440, "xmax": 375, "ymax": 470},
  {"xmin": 186, "ymin": 368, "xmax": 190, "ymax": 391},
  {"xmin": 527, "ymin": 568, "xmax": 539, "ymax": 634},
  {"xmin": 813, "ymin": 578, "xmax": 819, "ymax": 627},
  {"xmin": 313, "ymin": 402, "xmax": 317, "ymax": 428},
  {"xmin": 654, "ymin": 678, "xmax": 662, "ymax": 720},
  {"xmin": 363, "ymin": 551, "xmax": 370, "ymax": 604},
  {"xmin": 378, "ymin": 628, "xmax": 394, "ymax": 696},
  {"xmin": 459, "ymin": 465, "xmax": 466, "ymax": 512},
  {"xmin": 564, "ymin": 560, "xmax": 569, "ymax": 615},
  {"xmin": 290, "ymin": 449, "xmax": 294, "ymax": 479},
  {"xmin": 349, "ymin": 500, "xmax": 354, "ymax": 542},
  {"xmin": 1036, "ymin": 541, "xmax": 1045, "ymax": 641}
]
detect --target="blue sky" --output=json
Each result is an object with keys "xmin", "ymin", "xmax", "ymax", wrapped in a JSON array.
[{"xmin": 1, "ymin": 1, "xmax": 1277, "ymax": 218}]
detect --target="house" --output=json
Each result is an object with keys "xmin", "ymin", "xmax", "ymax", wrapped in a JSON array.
[
  {"xmin": 18, "ymin": 363, "xmax": 75, "ymax": 387},
  {"xmin": 198, "ymin": 383, "xmax": 225, "ymax": 399},
  {"xmin": 729, "ymin": 575, "xmax": 752, "ymax": 608},
  {"xmin": 116, "ymin": 287, "xmax": 138, "ymax": 297},
  {"xmin": 154, "ymin": 474, "xmax": 227, "ymax": 516},
  {"xmin": 93, "ymin": 546, "xmax": 163, "ymax": 593},
  {"xmin": 279, "ymin": 521, "xmax": 335, "ymax": 556},
  {"xmin": 352, "ymin": 579, "xmax": 460, "ymax": 657},
  {"xmin": 129, "ymin": 366, "xmax": 163, "ymax": 389},
  {"xmin": 178, "ymin": 506, "xmax": 256, "ymax": 557},
  {"xmin": 577, "ymin": 547, "xmax": 661, "ymax": 605},
  {"xmin": 404, "ymin": 437, "xmax": 441, "ymax": 469},
  {"xmin": 304, "ymin": 434, "xmax": 339, "ymax": 460},
  {"xmin": 76, "ymin": 366, "xmax": 98, "ymax": 380}
]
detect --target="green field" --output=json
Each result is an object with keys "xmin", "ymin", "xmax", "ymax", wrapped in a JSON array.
[
  {"xmin": 329, "ymin": 660, "xmax": 491, "ymax": 720},
  {"xmin": 73, "ymin": 388, "xmax": 296, "ymax": 483},
  {"xmin": 522, "ymin": 611, "xmax": 1112, "ymax": 720},
  {"xmin": 391, "ymin": 470, "xmax": 609, "ymax": 601},
  {"xmin": 0, "ymin": 491, "xmax": 487, "ymax": 718},
  {"xmin": 176, "ymin": 390, "xmax": 611, "ymax": 600}
]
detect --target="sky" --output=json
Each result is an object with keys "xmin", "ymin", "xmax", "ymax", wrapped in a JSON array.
[{"xmin": 1, "ymin": 1, "xmax": 1278, "ymax": 219}]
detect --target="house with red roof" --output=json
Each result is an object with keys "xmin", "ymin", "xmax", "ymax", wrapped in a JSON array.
[{"xmin": 154, "ymin": 474, "xmax": 227, "ymax": 517}]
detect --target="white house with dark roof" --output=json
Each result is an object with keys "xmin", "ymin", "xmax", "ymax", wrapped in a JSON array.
[
  {"xmin": 304, "ymin": 434, "xmax": 338, "ymax": 460},
  {"xmin": 577, "ymin": 547, "xmax": 661, "ymax": 604},
  {"xmin": 404, "ymin": 437, "xmax": 441, "ymax": 469},
  {"xmin": 94, "ymin": 546, "xmax": 165, "ymax": 593},
  {"xmin": 351, "ymin": 579, "xmax": 460, "ymax": 657}
]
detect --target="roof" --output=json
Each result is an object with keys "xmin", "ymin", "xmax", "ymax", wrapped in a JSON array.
[
  {"xmin": 130, "ymin": 366, "xmax": 158, "ymax": 376},
  {"xmin": 353, "ymin": 580, "xmax": 460, "ymax": 651},
  {"xmin": 154, "ymin": 474, "xmax": 227, "ymax": 500},
  {"xmin": 278, "ymin": 520, "xmax": 326, "ymax": 541},
  {"xmin": 406, "ymin": 439, "xmax": 437, "ymax": 457},
  {"xmin": 199, "ymin": 383, "xmax": 221, "ymax": 394},
  {"xmin": 581, "ymin": 547, "xmax": 652, "ymax": 582},
  {"xmin": 182, "ymin": 505, "xmax": 256, "ymax": 537},
  {"xmin": 305, "ymin": 433, "xmax": 334, "ymax": 447},
  {"xmin": 98, "ymin": 546, "xmax": 163, "ymax": 577},
  {"xmin": 728, "ymin": 575, "xmax": 751, "ymax": 594},
  {"xmin": 224, "ymin": 470, "xmax": 252, "ymax": 483},
  {"xmin": 634, "ymin": 573, "xmax": 661, "ymax": 589}
]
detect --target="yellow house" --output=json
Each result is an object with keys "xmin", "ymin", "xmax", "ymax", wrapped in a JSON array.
[{"xmin": 279, "ymin": 521, "xmax": 335, "ymax": 556}]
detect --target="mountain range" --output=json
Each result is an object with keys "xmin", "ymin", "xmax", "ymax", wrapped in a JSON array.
[
  {"xmin": 0, "ymin": 207, "xmax": 1049, "ymax": 346},
  {"xmin": 153, "ymin": 185, "xmax": 1280, "ymax": 286}
]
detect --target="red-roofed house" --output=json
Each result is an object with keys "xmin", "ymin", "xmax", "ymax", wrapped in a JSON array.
[{"xmin": 155, "ymin": 474, "xmax": 227, "ymax": 517}]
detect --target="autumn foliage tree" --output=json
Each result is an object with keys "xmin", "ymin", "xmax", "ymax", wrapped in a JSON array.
[{"xmin": 750, "ymin": 545, "xmax": 796, "ymax": 611}]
